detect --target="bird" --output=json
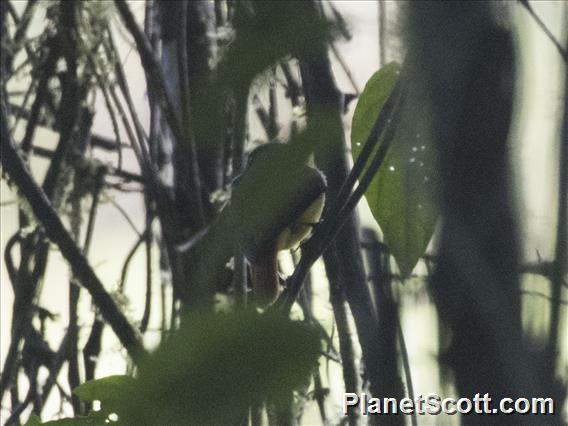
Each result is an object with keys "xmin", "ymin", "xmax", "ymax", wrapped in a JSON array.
[{"xmin": 230, "ymin": 143, "xmax": 326, "ymax": 306}]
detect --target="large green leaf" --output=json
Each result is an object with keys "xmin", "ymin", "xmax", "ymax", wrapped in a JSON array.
[
  {"xmin": 351, "ymin": 63, "xmax": 401, "ymax": 160},
  {"xmin": 119, "ymin": 310, "xmax": 321, "ymax": 425},
  {"xmin": 352, "ymin": 63, "xmax": 438, "ymax": 276},
  {"xmin": 24, "ymin": 413, "xmax": 113, "ymax": 425},
  {"xmin": 23, "ymin": 376, "xmax": 133, "ymax": 425},
  {"xmin": 73, "ymin": 375, "xmax": 135, "ymax": 415},
  {"xmin": 27, "ymin": 311, "xmax": 320, "ymax": 426}
]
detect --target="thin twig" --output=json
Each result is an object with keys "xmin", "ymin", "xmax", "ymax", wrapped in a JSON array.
[
  {"xmin": 140, "ymin": 211, "xmax": 153, "ymax": 334},
  {"xmin": 1, "ymin": 101, "xmax": 146, "ymax": 363},
  {"xmin": 280, "ymin": 61, "xmax": 301, "ymax": 108},
  {"xmin": 29, "ymin": 145, "xmax": 143, "ymax": 183},
  {"xmin": 3, "ymin": 232, "xmax": 21, "ymax": 286},
  {"xmin": 275, "ymin": 80, "xmax": 404, "ymax": 313},
  {"xmin": 252, "ymin": 94, "xmax": 272, "ymax": 139},
  {"xmin": 144, "ymin": 0, "xmax": 162, "ymax": 166},
  {"xmin": 11, "ymin": 77, "xmax": 37, "ymax": 132},
  {"xmin": 107, "ymin": 197, "xmax": 143, "ymax": 237},
  {"xmin": 522, "ymin": 291, "xmax": 568, "ymax": 306},
  {"xmin": 396, "ymin": 319, "xmax": 417, "ymax": 426},
  {"xmin": 175, "ymin": 0, "xmax": 206, "ymax": 228},
  {"xmin": 105, "ymin": 10, "xmax": 186, "ymax": 260},
  {"xmin": 19, "ymin": 39, "xmax": 58, "ymax": 155},
  {"xmin": 119, "ymin": 230, "xmax": 149, "ymax": 294},
  {"xmin": 547, "ymin": 63, "xmax": 567, "ymax": 374},
  {"xmin": 105, "ymin": 30, "xmax": 153, "ymax": 173},
  {"xmin": 83, "ymin": 318, "xmax": 104, "ymax": 384},
  {"xmin": 268, "ymin": 71, "xmax": 279, "ymax": 139},
  {"xmin": 83, "ymin": 168, "xmax": 106, "ymax": 258},
  {"xmin": 5, "ymin": 0, "xmax": 39, "ymax": 73},
  {"xmin": 90, "ymin": 61, "xmax": 124, "ymax": 170},
  {"xmin": 378, "ymin": 1, "xmax": 387, "ymax": 66},
  {"xmin": 113, "ymin": 0, "xmax": 179, "ymax": 134},
  {"xmin": 327, "ymin": 256, "xmax": 360, "ymax": 426},
  {"xmin": 329, "ymin": 42, "xmax": 359, "ymax": 95},
  {"xmin": 113, "ymin": 0, "xmax": 202, "ymax": 206},
  {"xmin": 231, "ymin": 85, "xmax": 250, "ymax": 306},
  {"xmin": 41, "ymin": 1, "xmax": 81, "ymax": 200},
  {"xmin": 518, "ymin": 0, "xmax": 568, "ymax": 63},
  {"xmin": 1, "ymin": 9, "xmax": 75, "ymax": 405}
]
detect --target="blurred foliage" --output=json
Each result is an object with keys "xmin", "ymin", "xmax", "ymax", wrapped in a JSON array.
[
  {"xmin": 27, "ymin": 311, "xmax": 320, "ymax": 425},
  {"xmin": 217, "ymin": 1, "xmax": 336, "ymax": 91},
  {"xmin": 351, "ymin": 63, "xmax": 438, "ymax": 276}
]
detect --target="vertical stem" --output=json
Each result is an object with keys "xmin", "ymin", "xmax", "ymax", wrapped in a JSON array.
[
  {"xmin": 396, "ymin": 321, "xmax": 416, "ymax": 426},
  {"xmin": 268, "ymin": 71, "xmax": 279, "ymax": 140},
  {"xmin": 325, "ymin": 248, "xmax": 360, "ymax": 426},
  {"xmin": 177, "ymin": 0, "xmax": 206, "ymax": 230},
  {"xmin": 378, "ymin": 1, "xmax": 387, "ymax": 67},
  {"xmin": 406, "ymin": 4, "xmax": 547, "ymax": 418},
  {"xmin": 140, "ymin": 211, "xmax": 154, "ymax": 334},
  {"xmin": 80, "ymin": 171, "xmax": 105, "ymax": 391},
  {"xmin": 362, "ymin": 229, "xmax": 405, "ymax": 426},
  {"xmin": 68, "ymin": 183, "xmax": 82, "ymax": 414},
  {"xmin": 298, "ymin": 7, "xmax": 383, "ymax": 402},
  {"xmin": 547, "ymin": 61, "xmax": 567, "ymax": 377},
  {"xmin": 232, "ymin": 87, "xmax": 250, "ymax": 307},
  {"xmin": 214, "ymin": 0, "xmax": 225, "ymax": 27}
]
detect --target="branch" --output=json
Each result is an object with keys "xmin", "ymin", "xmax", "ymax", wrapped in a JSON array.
[
  {"xmin": 547, "ymin": 57, "xmax": 567, "ymax": 375},
  {"xmin": 362, "ymin": 229, "xmax": 406, "ymax": 424},
  {"xmin": 378, "ymin": 1, "xmax": 387, "ymax": 66},
  {"xmin": 268, "ymin": 71, "xmax": 279, "ymax": 139},
  {"xmin": 105, "ymin": 7, "xmax": 188, "ymax": 254},
  {"xmin": 522, "ymin": 291, "xmax": 568, "ymax": 306},
  {"xmin": 18, "ymin": 38, "xmax": 58, "ymax": 155},
  {"xmin": 5, "ymin": 0, "xmax": 39, "ymax": 73},
  {"xmin": 113, "ymin": 0, "xmax": 185, "ymax": 161},
  {"xmin": 140, "ymin": 214, "xmax": 153, "ymax": 334},
  {"xmin": 30, "ymin": 145, "xmax": 143, "ymax": 183},
  {"xmin": 118, "ymin": 230, "xmax": 146, "ymax": 293},
  {"xmin": 329, "ymin": 76, "xmax": 402, "ymax": 221},
  {"xmin": 327, "ymin": 260, "xmax": 360, "ymax": 426},
  {"xmin": 329, "ymin": 42, "xmax": 359, "ymax": 95},
  {"xmin": 0, "ymin": 102, "xmax": 146, "ymax": 363},
  {"xmin": 280, "ymin": 61, "xmax": 301, "ymax": 108},
  {"xmin": 518, "ymin": 0, "xmax": 568, "ymax": 63},
  {"xmin": 175, "ymin": 0, "xmax": 205, "ymax": 227},
  {"xmin": 275, "ymin": 78, "xmax": 404, "ymax": 313},
  {"xmin": 88, "ymin": 59, "xmax": 124, "ymax": 170},
  {"xmin": 83, "ymin": 318, "xmax": 104, "ymax": 383},
  {"xmin": 231, "ymin": 84, "xmax": 249, "ymax": 306},
  {"xmin": 41, "ymin": 1, "xmax": 81, "ymax": 200}
]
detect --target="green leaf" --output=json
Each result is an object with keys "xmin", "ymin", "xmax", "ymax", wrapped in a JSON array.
[
  {"xmin": 73, "ymin": 375, "xmax": 134, "ymax": 403},
  {"xmin": 352, "ymin": 63, "xmax": 438, "ymax": 276},
  {"xmin": 28, "ymin": 313, "xmax": 320, "ymax": 426},
  {"xmin": 73, "ymin": 375, "xmax": 134, "ymax": 416},
  {"xmin": 120, "ymin": 310, "xmax": 321, "ymax": 425},
  {"xmin": 25, "ymin": 414, "xmax": 112, "ymax": 425},
  {"xmin": 34, "ymin": 418, "xmax": 106, "ymax": 425},
  {"xmin": 351, "ymin": 62, "xmax": 401, "ymax": 158},
  {"xmin": 24, "ymin": 376, "xmax": 131, "ymax": 425},
  {"xmin": 26, "ymin": 376, "xmax": 132, "ymax": 424}
]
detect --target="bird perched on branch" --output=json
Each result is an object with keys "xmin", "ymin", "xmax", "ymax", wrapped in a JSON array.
[
  {"xmin": 177, "ymin": 140, "xmax": 325, "ymax": 308},
  {"xmin": 231, "ymin": 143, "xmax": 326, "ymax": 306}
]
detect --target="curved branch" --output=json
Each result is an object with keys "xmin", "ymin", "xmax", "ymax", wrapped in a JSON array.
[
  {"xmin": 0, "ymin": 101, "xmax": 146, "ymax": 364},
  {"xmin": 275, "ymin": 79, "xmax": 404, "ymax": 314}
]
